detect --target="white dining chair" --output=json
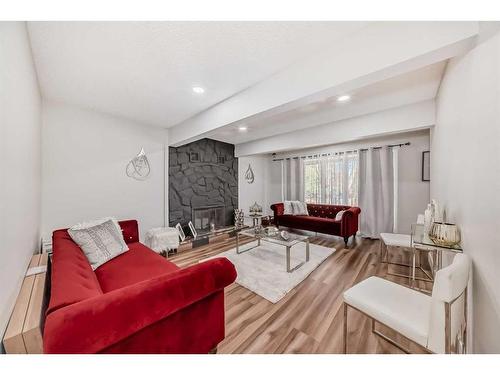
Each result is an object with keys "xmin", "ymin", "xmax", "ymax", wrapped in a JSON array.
[
  {"xmin": 380, "ymin": 214, "xmax": 433, "ymax": 285},
  {"xmin": 343, "ymin": 253, "xmax": 471, "ymax": 354}
]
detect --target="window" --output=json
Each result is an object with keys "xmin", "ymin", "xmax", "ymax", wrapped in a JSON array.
[
  {"xmin": 304, "ymin": 160, "xmax": 321, "ymax": 203},
  {"xmin": 304, "ymin": 152, "xmax": 358, "ymax": 206}
]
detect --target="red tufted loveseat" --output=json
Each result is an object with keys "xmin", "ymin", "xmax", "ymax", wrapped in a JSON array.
[
  {"xmin": 43, "ymin": 220, "xmax": 236, "ymax": 354},
  {"xmin": 270, "ymin": 203, "xmax": 361, "ymax": 245}
]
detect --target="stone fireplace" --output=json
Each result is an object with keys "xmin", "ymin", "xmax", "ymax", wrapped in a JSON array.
[{"xmin": 169, "ymin": 138, "xmax": 238, "ymax": 230}]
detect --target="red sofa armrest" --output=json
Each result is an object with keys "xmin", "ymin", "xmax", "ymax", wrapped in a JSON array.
[
  {"xmin": 270, "ymin": 203, "xmax": 284, "ymax": 224},
  {"xmin": 339, "ymin": 206, "xmax": 361, "ymax": 237},
  {"xmin": 43, "ymin": 257, "xmax": 237, "ymax": 354}
]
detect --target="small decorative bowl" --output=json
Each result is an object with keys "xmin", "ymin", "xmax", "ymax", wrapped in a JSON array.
[
  {"xmin": 280, "ymin": 230, "xmax": 291, "ymax": 241},
  {"xmin": 265, "ymin": 227, "xmax": 279, "ymax": 236},
  {"xmin": 428, "ymin": 222, "xmax": 461, "ymax": 247}
]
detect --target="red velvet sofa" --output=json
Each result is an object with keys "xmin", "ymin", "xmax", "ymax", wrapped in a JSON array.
[
  {"xmin": 270, "ymin": 203, "xmax": 361, "ymax": 245},
  {"xmin": 43, "ymin": 220, "xmax": 237, "ymax": 354}
]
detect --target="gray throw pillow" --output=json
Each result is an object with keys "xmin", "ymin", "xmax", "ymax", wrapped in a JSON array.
[
  {"xmin": 292, "ymin": 201, "xmax": 309, "ymax": 215},
  {"xmin": 68, "ymin": 218, "xmax": 129, "ymax": 270},
  {"xmin": 283, "ymin": 201, "xmax": 294, "ymax": 215}
]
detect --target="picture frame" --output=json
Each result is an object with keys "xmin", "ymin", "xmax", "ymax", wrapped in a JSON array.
[
  {"xmin": 422, "ymin": 151, "xmax": 430, "ymax": 181},
  {"xmin": 175, "ymin": 223, "xmax": 186, "ymax": 242},
  {"xmin": 188, "ymin": 220, "xmax": 197, "ymax": 239}
]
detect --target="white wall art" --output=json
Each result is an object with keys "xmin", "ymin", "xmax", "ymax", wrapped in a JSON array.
[
  {"xmin": 245, "ymin": 163, "xmax": 255, "ymax": 184},
  {"xmin": 126, "ymin": 147, "xmax": 151, "ymax": 180}
]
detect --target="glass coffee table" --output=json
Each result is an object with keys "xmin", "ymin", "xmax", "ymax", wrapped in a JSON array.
[{"xmin": 236, "ymin": 228, "xmax": 310, "ymax": 273}]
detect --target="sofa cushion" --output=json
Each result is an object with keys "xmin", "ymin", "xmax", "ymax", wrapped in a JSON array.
[
  {"xmin": 47, "ymin": 230, "xmax": 104, "ymax": 315},
  {"xmin": 95, "ymin": 242, "xmax": 179, "ymax": 293}
]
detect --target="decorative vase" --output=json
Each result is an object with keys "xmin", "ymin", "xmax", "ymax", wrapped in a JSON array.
[
  {"xmin": 431, "ymin": 199, "xmax": 442, "ymax": 222},
  {"xmin": 234, "ymin": 209, "xmax": 244, "ymax": 228},
  {"xmin": 424, "ymin": 204, "xmax": 433, "ymax": 235},
  {"xmin": 428, "ymin": 222, "xmax": 461, "ymax": 247}
]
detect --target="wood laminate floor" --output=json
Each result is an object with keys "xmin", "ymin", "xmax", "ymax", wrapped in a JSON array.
[{"xmin": 169, "ymin": 234, "xmax": 433, "ymax": 354}]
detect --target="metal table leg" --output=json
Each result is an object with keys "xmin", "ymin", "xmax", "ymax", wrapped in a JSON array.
[
  {"xmin": 236, "ymin": 233, "xmax": 261, "ymax": 254},
  {"xmin": 286, "ymin": 240, "xmax": 310, "ymax": 273},
  {"xmin": 286, "ymin": 245, "xmax": 291, "ymax": 272}
]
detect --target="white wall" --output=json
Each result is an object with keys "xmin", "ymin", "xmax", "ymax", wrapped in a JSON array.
[
  {"xmin": 238, "ymin": 155, "xmax": 272, "ymax": 225},
  {"xmin": 0, "ymin": 23, "xmax": 42, "ymax": 341},
  {"xmin": 238, "ymin": 154, "xmax": 283, "ymax": 224},
  {"xmin": 431, "ymin": 31, "xmax": 500, "ymax": 353},
  {"xmin": 42, "ymin": 101, "xmax": 168, "ymax": 240},
  {"xmin": 395, "ymin": 132, "xmax": 431, "ymax": 234}
]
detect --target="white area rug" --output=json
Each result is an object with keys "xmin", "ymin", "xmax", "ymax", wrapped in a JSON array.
[{"xmin": 203, "ymin": 241, "xmax": 336, "ymax": 303}]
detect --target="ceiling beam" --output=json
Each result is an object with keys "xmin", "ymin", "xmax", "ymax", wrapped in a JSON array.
[
  {"xmin": 169, "ymin": 22, "xmax": 478, "ymax": 146},
  {"xmin": 234, "ymin": 100, "xmax": 435, "ymax": 156}
]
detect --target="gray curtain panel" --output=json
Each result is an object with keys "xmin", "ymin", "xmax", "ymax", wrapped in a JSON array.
[
  {"xmin": 358, "ymin": 147, "xmax": 397, "ymax": 238},
  {"xmin": 282, "ymin": 158, "xmax": 304, "ymax": 201}
]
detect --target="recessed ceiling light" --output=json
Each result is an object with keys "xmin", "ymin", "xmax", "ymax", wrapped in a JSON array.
[
  {"xmin": 238, "ymin": 126, "xmax": 248, "ymax": 131},
  {"xmin": 337, "ymin": 95, "xmax": 351, "ymax": 102},
  {"xmin": 192, "ymin": 86, "xmax": 205, "ymax": 94}
]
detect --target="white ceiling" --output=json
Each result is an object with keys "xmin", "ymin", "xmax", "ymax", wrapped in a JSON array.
[
  {"xmin": 208, "ymin": 61, "xmax": 447, "ymax": 144},
  {"xmin": 28, "ymin": 21, "xmax": 367, "ymax": 127}
]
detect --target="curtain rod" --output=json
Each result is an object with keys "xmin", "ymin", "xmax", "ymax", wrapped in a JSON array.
[{"xmin": 271, "ymin": 142, "xmax": 410, "ymax": 162}]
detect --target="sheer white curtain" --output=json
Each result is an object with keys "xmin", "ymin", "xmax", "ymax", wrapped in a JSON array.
[
  {"xmin": 358, "ymin": 147, "xmax": 398, "ymax": 238},
  {"xmin": 281, "ymin": 158, "xmax": 304, "ymax": 201},
  {"xmin": 322, "ymin": 152, "xmax": 358, "ymax": 206},
  {"xmin": 303, "ymin": 152, "xmax": 358, "ymax": 205}
]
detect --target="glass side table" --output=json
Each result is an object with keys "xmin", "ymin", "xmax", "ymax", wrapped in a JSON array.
[
  {"xmin": 245, "ymin": 214, "xmax": 263, "ymax": 227},
  {"xmin": 410, "ymin": 223, "xmax": 463, "ymax": 291}
]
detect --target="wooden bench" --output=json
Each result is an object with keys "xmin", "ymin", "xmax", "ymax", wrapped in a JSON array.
[{"xmin": 3, "ymin": 253, "xmax": 50, "ymax": 354}]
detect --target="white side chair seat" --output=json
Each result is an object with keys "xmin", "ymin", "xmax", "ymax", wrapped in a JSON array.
[
  {"xmin": 379, "ymin": 215, "xmax": 431, "ymax": 286},
  {"xmin": 343, "ymin": 253, "xmax": 471, "ymax": 354},
  {"xmin": 379, "ymin": 233, "xmax": 411, "ymax": 248},
  {"xmin": 343, "ymin": 276, "xmax": 430, "ymax": 348}
]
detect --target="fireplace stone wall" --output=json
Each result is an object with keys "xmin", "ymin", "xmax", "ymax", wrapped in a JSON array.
[{"xmin": 168, "ymin": 138, "xmax": 238, "ymax": 229}]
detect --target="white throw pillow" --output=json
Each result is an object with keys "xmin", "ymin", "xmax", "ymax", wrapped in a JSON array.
[
  {"xmin": 283, "ymin": 201, "xmax": 294, "ymax": 215},
  {"xmin": 68, "ymin": 218, "xmax": 129, "ymax": 270},
  {"xmin": 335, "ymin": 210, "xmax": 346, "ymax": 221},
  {"xmin": 283, "ymin": 201, "xmax": 309, "ymax": 215},
  {"xmin": 292, "ymin": 201, "xmax": 309, "ymax": 216}
]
